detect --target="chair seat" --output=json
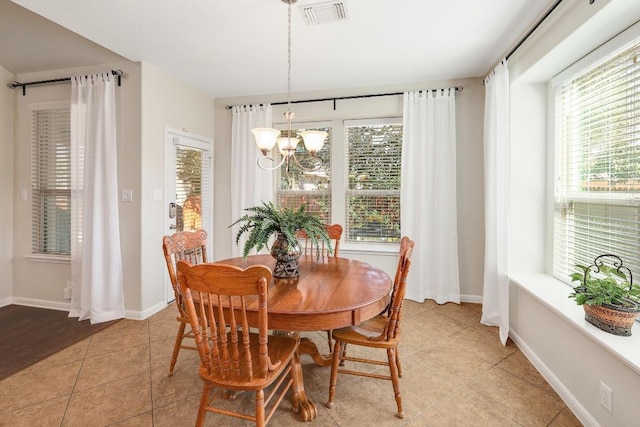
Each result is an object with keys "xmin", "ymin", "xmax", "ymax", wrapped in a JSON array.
[
  {"xmin": 199, "ymin": 332, "xmax": 299, "ymax": 391},
  {"xmin": 331, "ymin": 315, "xmax": 399, "ymax": 349}
]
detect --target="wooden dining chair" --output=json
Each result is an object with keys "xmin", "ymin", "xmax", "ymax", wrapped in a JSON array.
[
  {"xmin": 326, "ymin": 236, "xmax": 414, "ymax": 419},
  {"xmin": 297, "ymin": 223, "xmax": 343, "ymax": 352},
  {"xmin": 297, "ymin": 223, "xmax": 342, "ymax": 258},
  {"xmin": 162, "ymin": 229, "xmax": 208, "ymax": 376},
  {"xmin": 176, "ymin": 260, "xmax": 300, "ymax": 427}
]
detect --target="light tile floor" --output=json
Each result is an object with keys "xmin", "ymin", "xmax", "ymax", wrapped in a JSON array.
[{"xmin": 0, "ymin": 301, "xmax": 583, "ymax": 426}]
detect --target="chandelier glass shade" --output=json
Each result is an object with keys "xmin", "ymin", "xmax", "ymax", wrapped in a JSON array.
[{"xmin": 253, "ymin": 0, "xmax": 327, "ymax": 172}]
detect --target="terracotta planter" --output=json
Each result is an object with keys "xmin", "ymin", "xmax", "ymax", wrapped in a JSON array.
[
  {"xmin": 583, "ymin": 302, "xmax": 640, "ymax": 336},
  {"xmin": 270, "ymin": 233, "xmax": 301, "ymax": 278}
]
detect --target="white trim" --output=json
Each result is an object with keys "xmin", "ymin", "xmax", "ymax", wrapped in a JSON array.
[
  {"xmin": 168, "ymin": 128, "xmax": 213, "ymax": 151},
  {"xmin": 27, "ymin": 100, "xmax": 70, "ymax": 112},
  {"xmin": 511, "ymin": 273, "xmax": 640, "ymax": 376},
  {"xmin": 460, "ymin": 294, "xmax": 483, "ymax": 304},
  {"xmin": 7, "ymin": 297, "xmax": 169, "ymax": 321},
  {"xmin": 23, "ymin": 254, "xmax": 70, "ymax": 264},
  {"xmin": 10, "ymin": 297, "xmax": 70, "ymax": 311},
  {"xmin": 509, "ymin": 329, "xmax": 598, "ymax": 427},
  {"xmin": 340, "ymin": 242, "xmax": 400, "ymax": 255},
  {"xmin": 164, "ymin": 127, "xmax": 214, "ymax": 303},
  {"xmin": 125, "ymin": 300, "xmax": 168, "ymax": 320},
  {"xmin": 552, "ymin": 20, "xmax": 640, "ymax": 86}
]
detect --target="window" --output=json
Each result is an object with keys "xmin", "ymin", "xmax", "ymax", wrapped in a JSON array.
[
  {"xmin": 275, "ymin": 124, "xmax": 332, "ymax": 224},
  {"xmin": 553, "ymin": 35, "xmax": 640, "ymax": 281},
  {"xmin": 175, "ymin": 145, "xmax": 204, "ymax": 231},
  {"xmin": 274, "ymin": 117, "xmax": 403, "ymax": 246},
  {"xmin": 30, "ymin": 103, "xmax": 71, "ymax": 256},
  {"xmin": 345, "ymin": 119, "xmax": 402, "ymax": 243}
]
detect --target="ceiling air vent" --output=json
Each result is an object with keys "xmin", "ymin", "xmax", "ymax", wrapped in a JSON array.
[{"xmin": 299, "ymin": 1, "xmax": 349, "ymax": 25}]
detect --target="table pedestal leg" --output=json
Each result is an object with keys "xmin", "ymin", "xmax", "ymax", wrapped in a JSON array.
[
  {"xmin": 298, "ymin": 337, "xmax": 332, "ymax": 367},
  {"xmin": 291, "ymin": 350, "xmax": 318, "ymax": 421}
]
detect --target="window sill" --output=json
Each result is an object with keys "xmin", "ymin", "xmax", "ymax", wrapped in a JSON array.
[
  {"xmin": 340, "ymin": 241, "xmax": 400, "ymax": 255},
  {"xmin": 510, "ymin": 272, "xmax": 640, "ymax": 376},
  {"xmin": 24, "ymin": 254, "xmax": 70, "ymax": 264}
]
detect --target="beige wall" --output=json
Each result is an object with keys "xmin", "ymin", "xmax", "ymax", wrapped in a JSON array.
[
  {"xmin": 11, "ymin": 62, "xmax": 142, "ymax": 310},
  {"xmin": 508, "ymin": 1, "xmax": 640, "ymax": 424},
  {"xmin": 214, "ymin": 77, "xmax": 486, "ymax": 299},
  {"xmin": 0, "ymin": 65, "xmax": 14, "ymax": 302},
  {"xmin": 9, "ymin": 61, "xmax": 215, "ymax": 318},
  {"xmin": 138, "ymin": 62, "xmax": 215, "ymax": 315}
]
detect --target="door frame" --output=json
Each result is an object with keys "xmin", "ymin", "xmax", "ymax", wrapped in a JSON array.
[{"xmin": 164, "ymin": 127, "xmax": 214, "ymax": 303}]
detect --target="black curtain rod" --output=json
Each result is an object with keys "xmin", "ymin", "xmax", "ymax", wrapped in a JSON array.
[
  {"xmin": 226, "ymin": 86, "xmax": 463, "ymax": 111},
  {"xmin": 7, "ymin": 69, "xmax": 124, "ymax": 96},
  {"xmin": 505, "ymin": 0, "xmax": 564, "ymax": 60}
]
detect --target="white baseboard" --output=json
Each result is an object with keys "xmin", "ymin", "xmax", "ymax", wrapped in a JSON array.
[
  {"xmin": 127, "ymin": 300, "xmax": 168, "ymax": 320},
  {"xmin": 509, "ymin": 329, "xmax": 599, "ymax": 427},
  {"xmin": 460, "ymin": 294, "xmax": 482, "ymax": 304},
  {"xmin": 5, "ymin": 297, "xmax": 169, "ymax": 321},
  {"xmin": 10, "ymin": 297, "xmax": 70, "ymax": 311}
]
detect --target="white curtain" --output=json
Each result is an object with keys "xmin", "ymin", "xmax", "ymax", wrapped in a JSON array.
[
  {"xmin": 402, "ymin": 89, "xmax": 460, "ymax": 304},
  {"xmin": 231, "ymin": 104, "xmax": 274, "ymax": 256},
  {"xmin": 481, "ymin": 59, "xmax": 510, "ymax": 345},
  {"xmin": 69, "ymin": 73, "xmax": 125, "ymax": 324}
]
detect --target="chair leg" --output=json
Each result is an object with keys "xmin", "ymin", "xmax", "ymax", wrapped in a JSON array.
[
  {"xmin": 387, "ymin": 347, "xmax": 404, "ymax": 419},
  {"xmin": 396, "ymin": 347, "xmax": 402, "ymax": 378},
  {"xmin": 168, "ymin": 321, "xmax": 187, "ymax": 376},
  {"xmin": 326, "ymin": 330, "xmax": 333, "ymax": 353},
  {"xmin": 255, "ymin": 389, "xmax": 266, "ymax": 427},
  {"xmin": 326, "ymin": 341, "xmax": 342, "ymax": 409},
  {"xmin": 196, "ymin": 383, "xmax": 213, "ymax": 427},
  {"xmin": 339, "ymin": 343, "xmax": 347, "ymax": 366},
  {"xmin": 289, "ymin": 359, "xmax": 300, "ymax": 414}
]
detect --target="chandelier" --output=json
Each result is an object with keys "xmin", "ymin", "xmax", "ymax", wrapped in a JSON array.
[{"xmin": 252, "ymin": 0, "xmax": 327, "ymax": 172}]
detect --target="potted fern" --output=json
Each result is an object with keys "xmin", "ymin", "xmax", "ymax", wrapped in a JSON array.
[
  {"xmin": 569, "ymin": 254, "xmax": 640, "ymax": 336},
  {"xmin": 230, "ymin": 201, "xmax": 331, "ymax": 278}
]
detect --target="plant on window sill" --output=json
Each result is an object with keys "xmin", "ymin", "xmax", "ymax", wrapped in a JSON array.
[{"xmin": 569, "ymin": 254, "xmax": 640, "ymax": 336}]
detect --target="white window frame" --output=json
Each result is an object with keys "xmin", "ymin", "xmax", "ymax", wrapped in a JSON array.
[
  {"xmin": 274, "ymin": 120, "xmax": 333, "ymax": 225},
  {"xmin": 343, "ymin": 117, "xmax": 402, "ymax": 247},
  {"xmin": 551, "ymin": 22, "xmax": 640, "ymax": 285},
  {"xmin": 273, "ymin": 117, "xmax": 403, "ymax": 253},
  {"xmin": 28, "ymin": 101, "xmax": 72, "ymax": 261}
]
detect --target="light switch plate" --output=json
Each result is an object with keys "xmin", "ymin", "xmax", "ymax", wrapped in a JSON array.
[{"xmin": 121, "ymin": 189, "xmax": 133, "ymax": 202}]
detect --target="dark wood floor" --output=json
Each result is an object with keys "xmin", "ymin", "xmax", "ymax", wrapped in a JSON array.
[{"xmin": 0, "ymin": 305, "xmax": 119, "ymax": 381}]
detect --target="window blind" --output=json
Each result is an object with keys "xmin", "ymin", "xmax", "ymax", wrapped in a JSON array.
[
  {"xmin": 31, "ymin": 106, "xmax": 71, "ymax": 255},
  {"xmin": 175, "ymin": 144, "xmax": 211, "ymax": 232},
  {"xmin": 345, "ymin": 118, "xmax": 402, "ymax": 243},
  {"xmin": 275, "ymin": 125, "xmax": 332, "ymax": 224},
  {"xmin": 553, "ymin": 36, "xmax": 640, "ymax": 281}
]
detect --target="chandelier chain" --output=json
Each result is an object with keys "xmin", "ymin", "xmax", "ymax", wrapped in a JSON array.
[
  {"xmin": 288, "ymin": 2, "xmax": 292, "ymax": 108},
  {"xmin": 252, "ymin": 0, "xmax": 325, "ymax": 173},
  {"xmin": 286, "ymin": 0, "xmax": 293, "ymax": 137}
]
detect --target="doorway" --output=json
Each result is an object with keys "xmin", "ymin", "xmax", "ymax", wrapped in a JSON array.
[{"xmin": 164, "ymin": 128, "xmax": 213, "ymax": 302}]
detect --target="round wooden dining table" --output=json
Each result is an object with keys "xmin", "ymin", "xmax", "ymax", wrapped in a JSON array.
[{"xmin": 214, "ymin": 253, "xmax": 393, "ymax": 421}]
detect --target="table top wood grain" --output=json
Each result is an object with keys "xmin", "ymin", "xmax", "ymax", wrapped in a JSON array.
[{"xmin": 214, "ymin": 254, "xmax": 392, "ymax": 331}]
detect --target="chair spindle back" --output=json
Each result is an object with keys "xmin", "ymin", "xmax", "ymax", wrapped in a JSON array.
[
  {"xmin": 297, "ymin": 224, "xmax": 343, "ymax": 258},
  {"xmin": 177, "ymin": 261, "xmax": 274, "ymax": 381}
]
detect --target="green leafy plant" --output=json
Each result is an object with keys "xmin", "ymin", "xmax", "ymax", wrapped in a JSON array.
[
  {"xmin": 230, "ymin": 201, "xmax": 331, "ymax": 259},
  {"xmin": 569, "ymin": 262, "xmax": 640, "ymax": 308}
]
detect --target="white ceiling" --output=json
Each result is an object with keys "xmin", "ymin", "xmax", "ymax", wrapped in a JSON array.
[{"xmin": 3, "ymin": 0, "xmax": 553, "ymax": 98}]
